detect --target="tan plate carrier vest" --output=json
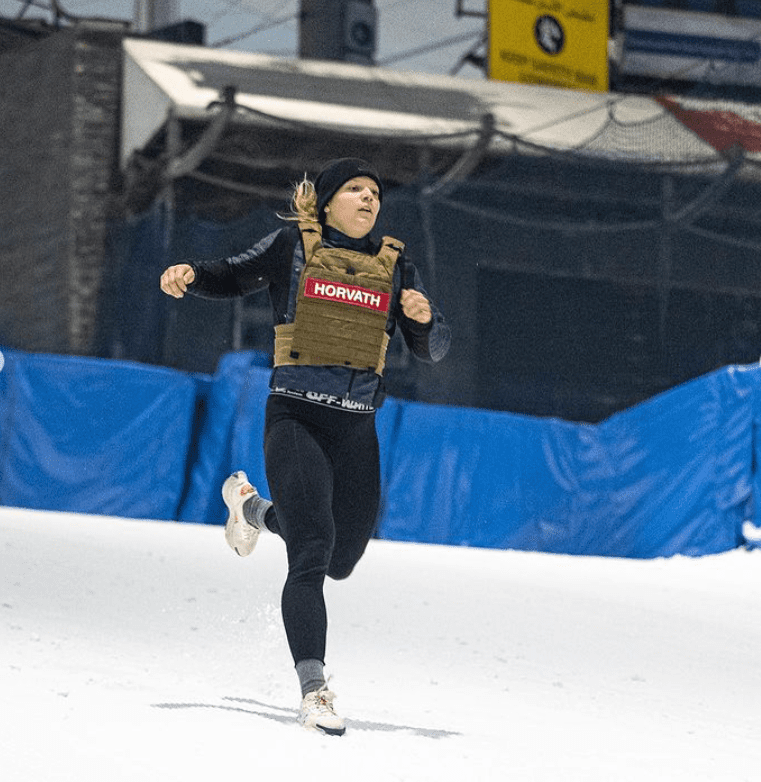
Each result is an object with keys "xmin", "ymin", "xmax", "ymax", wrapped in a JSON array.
[{"xmin": 273, "ymin": 222, "xmax": 404, "ymax": 375}]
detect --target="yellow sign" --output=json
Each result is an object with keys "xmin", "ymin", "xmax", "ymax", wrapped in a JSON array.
[{"xmin": 489, "ymin": 0, "xmax": 609, "ymax": 92}]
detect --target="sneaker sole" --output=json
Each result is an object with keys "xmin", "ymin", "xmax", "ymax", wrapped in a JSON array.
[
  {"xmin": 300, "ymin": 720, "xmax": 346, "ymax": 737},
  {"xmin": 225, "ymin": 512, "xmax": 259, "ymax": 557},
  {"xmin": 222, "ymin": 473, "xmax": 259, "ymax": 557},
  {"xmin": 316, "ymin": 725, "xmax": 346, "ymax": 737}
]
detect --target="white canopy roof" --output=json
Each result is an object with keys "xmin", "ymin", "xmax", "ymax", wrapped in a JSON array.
[{"xmin": 122, "ymin": 37, "xmax": 761, "ymax": 172}]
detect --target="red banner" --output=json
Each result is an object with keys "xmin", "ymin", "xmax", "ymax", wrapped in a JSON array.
[
  {"xmin": 656, "ymin": 96, "xmax": 761, "ymax": 153},
  {"xmin": 304, "ymin": 277, "xmax": 390, "ymax": 312}
]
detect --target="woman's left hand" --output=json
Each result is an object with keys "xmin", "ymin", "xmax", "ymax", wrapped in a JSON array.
[{"xmin": 400, "ymin": 289, "xmax": 432, "ymax": 324}]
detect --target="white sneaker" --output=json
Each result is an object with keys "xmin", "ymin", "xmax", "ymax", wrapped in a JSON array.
[
  {"xmin": 222, "ymin": 471, "xmax": 266, "ymax": 557},
  {"xmin": 298, "ymin": 684, "xmax": 346, "ymax": 736}
]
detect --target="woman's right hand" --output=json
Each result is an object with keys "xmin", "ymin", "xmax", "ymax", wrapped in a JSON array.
[{"xmin": 160, "ymin": 264, "xmax": 195, "ymax": 298}]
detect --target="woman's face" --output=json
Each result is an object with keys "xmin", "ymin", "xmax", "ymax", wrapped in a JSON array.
[{"xmin": 323, "ymin": 176, "xmax": 381, "ymax": 238}]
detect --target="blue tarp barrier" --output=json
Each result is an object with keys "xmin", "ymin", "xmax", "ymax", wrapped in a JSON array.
[
  {"xmin": 1, "ymin": 346, "xmax": 760, "ymax": 557},
  {"xmin": 0, "ymin": 349, "xmax": 196, "ymax": 520},
  {"xmin": 378, "ymin": 366, "xmax": 755, "ymax": 557}
]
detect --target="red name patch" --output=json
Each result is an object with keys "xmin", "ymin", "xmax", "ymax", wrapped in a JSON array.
[{"xmin": 304, "ymin": 278, "xmax": 390, "ymax": 312}]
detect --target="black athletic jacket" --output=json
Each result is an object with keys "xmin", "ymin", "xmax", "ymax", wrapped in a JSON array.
[{"xmin": 187, "ymin": 222, "xmax": 451, "ymax": 409}]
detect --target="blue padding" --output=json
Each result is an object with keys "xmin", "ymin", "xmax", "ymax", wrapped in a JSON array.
[
  {"xmin": 589, "ymin": 365, "xmax": 753, "ymax": 558},
  {"xmin": 379, "ymin": 400, "xmax": 579, "ymax": 549},
  {"xmin": 378, "ymin": 366, "xmax": 757, "ymax": 557},
  {"xmin": 0, "ymin": 349, "xmax": 195, "ymax": 520},
  {"xmin": 1, "ymin": 346, "xmax": 759, "ymax": 557}
]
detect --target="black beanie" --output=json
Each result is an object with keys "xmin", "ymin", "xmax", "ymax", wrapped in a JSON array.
[{"xmin": 315, "ymin": 158, "xmax": 384, "ymax": 221}]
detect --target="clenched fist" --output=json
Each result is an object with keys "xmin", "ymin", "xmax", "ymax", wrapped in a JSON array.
[
  {"xmin": 400, "ymin": 289, "xmax": 432, "ymax": 324},
  {"xmin": 160, "ymin": 264, "xmax": 195, "ymax": 298}
]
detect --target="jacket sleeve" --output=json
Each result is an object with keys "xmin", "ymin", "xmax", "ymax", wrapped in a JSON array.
[
  {"xmin": 187, "ymin": 227, "xmax": 291, "ymax": 299},
  {"xmin": 396, "ymin": 260, "xmax": 451, "ymax": 364}
]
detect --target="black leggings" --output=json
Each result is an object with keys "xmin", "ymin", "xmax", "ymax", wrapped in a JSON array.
[{"xmin": 263, "ymin": 393, "xmax": 381, "ymax": 665}]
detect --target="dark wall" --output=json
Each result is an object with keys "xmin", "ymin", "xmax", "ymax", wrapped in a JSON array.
[
  {"xmin": 379, "ymin": 155, "xmax": 761, "ymax": 421},
  {"xmin": 0, "ymin": 31, "xmax": 73, "ymax": 353},
  {"xmin": 0, "ymin": 23, "xmax": 122, "ymax": 356}
]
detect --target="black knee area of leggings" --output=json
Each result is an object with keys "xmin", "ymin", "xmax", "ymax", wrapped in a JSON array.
[{"xmin": 327, "ymin": 561, "xmax": 355, "ymax": 581}]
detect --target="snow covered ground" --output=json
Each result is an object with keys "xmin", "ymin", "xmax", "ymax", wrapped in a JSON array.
[{"xmin": 1, "ymin": 505, "xmax": 759, "ymax": 781}]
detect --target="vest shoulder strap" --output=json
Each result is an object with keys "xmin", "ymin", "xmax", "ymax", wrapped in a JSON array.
[
  {"xmin": 298, "ymin": 221, "xmax": 322, "ymax": 262},
  {"xmin": 380, "ymin": 236, "xmax": 405, "ymax": 254},
  {"xmin": 377, "ymin": 236, "xmax": 405, "ymax": 271}
]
